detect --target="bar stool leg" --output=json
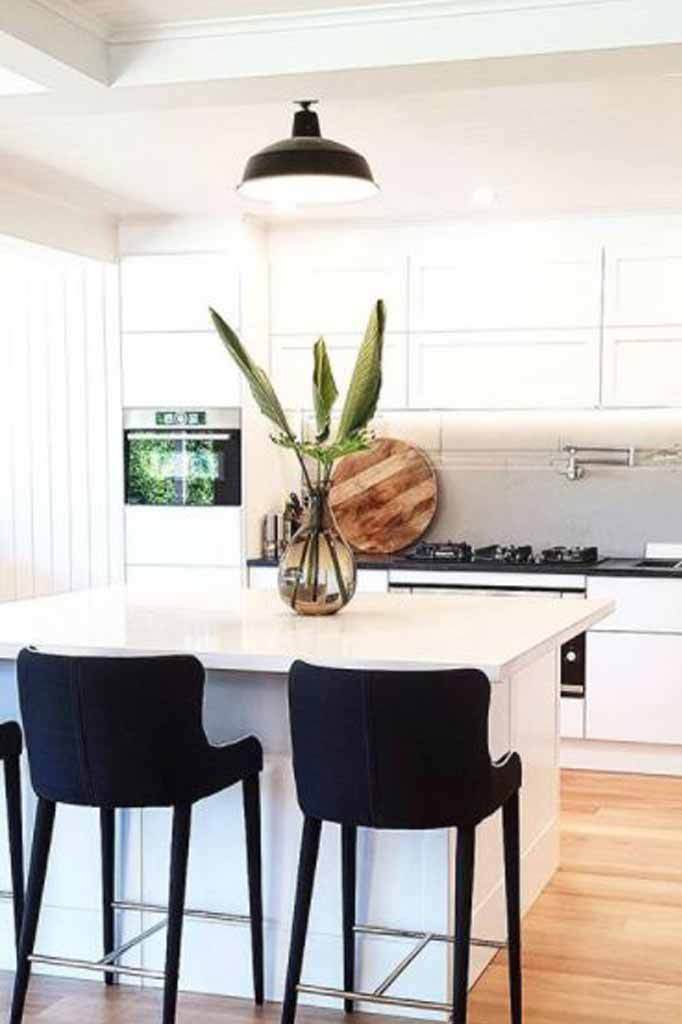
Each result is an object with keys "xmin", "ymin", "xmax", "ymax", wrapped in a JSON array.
[
  {"xmin": 281, "ymin": 816, "xmax": 322, "ymax": 1024},
  {"xmin": 4, "ymin": 754, "xmax": 24, "ymax": 951},
  {"xmin": 162, "ymin": 803, "xmax": 192, "ymax": 1024},
  {"xmin": 242, "ymin": 774, "xmax": 264, "ymax": 1005},
  {"xmin": 452, "ymin": 827, "xmax": 475, "ymax": 1024},
  {"xmin": 503, "ymin": 790, "xmax": 522, "ymax": 1024},
  {"xmin": 9, "ymin": 798, "xmax": 56, "ymax": 1024},
  {"xmin": 341, "ymin": 825, "xmax": 356, "ymax": 1014},
  {"xmin": 100, "ymin": 808, "xmax": 115, "ymax": 987}
]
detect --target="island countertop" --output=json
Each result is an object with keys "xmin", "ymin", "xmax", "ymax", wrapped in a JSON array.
[{"xmin": 0, "ymin": 584, "xmax": 614, "ymax": 679}]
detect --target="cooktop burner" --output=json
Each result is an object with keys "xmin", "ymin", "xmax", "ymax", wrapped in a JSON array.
[{"xmin": 406, "ymin": 541, "xmax": 600, "ymax": 566}]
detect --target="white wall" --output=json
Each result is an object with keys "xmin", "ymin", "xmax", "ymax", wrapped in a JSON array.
[{"xmin": 0, "ymin": 236, "xmax": 124, "ymax": 602}]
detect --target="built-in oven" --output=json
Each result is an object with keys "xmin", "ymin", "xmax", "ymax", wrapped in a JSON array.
[{"xmin": 124, "ymin": 408, "xmax": 241, "ymax": 507}]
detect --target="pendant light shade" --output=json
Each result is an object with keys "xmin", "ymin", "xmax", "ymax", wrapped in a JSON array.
[{"xmin": 238, "ymin": 101, "xmax": 379, "ymax": 205}]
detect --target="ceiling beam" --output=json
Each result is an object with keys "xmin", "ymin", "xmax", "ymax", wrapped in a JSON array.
[
  {"xmin": 0, "ymin": 0, "xmax": 108, "ymax": 93},
  {"xmin": 107, "ymin": 0, "xmax": 682, "ymax": 89}
]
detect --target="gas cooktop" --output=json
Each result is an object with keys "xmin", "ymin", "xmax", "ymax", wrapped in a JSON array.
[{"xmin": 406, "ymin": 541, "xmax": 600, "ymax": 566}]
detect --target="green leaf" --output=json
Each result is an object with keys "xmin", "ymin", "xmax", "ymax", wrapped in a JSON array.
[
  {"xmin": 210, "ymin": 307, "xmax": 295, "ymax": 440},
  {"xmin": 312, "ymin": 337, "xmax": 338, "ymax": 441},
  {"xmin": 335, "ymin": 300, "xmax": 386, "ymax": 443}
]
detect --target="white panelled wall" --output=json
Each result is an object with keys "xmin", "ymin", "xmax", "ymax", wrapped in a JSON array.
[{"xmin": 0, "ymin": 238, "xmax": 123, "ymax": 602}]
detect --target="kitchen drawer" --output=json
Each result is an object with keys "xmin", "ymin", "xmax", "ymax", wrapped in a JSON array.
[
  {"xmin": 587, "ymin": 576, "xmax": 682, "ymax": 633},
  {"xmin": 586, "ymin": 632, "xmax": 682, "ymax": 745},
  {"xmin": 248, "ymin": 566, "xmax": 388, "ymax": 593},
  {"xmin": 389, "ymin": 569, "xmax": 585, "ymax": 590}
]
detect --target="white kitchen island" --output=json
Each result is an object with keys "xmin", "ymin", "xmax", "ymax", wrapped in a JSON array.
[{"xmin": 0, "ymin": 584, "xmax": 612, "ymax": 1016}]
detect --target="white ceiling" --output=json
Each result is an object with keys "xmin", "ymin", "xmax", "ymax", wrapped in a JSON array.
[
  {"xmin": 1, "ymin": 58, "xmax": 682, "ymax": 223},
  {"xmin": 69, "ymin": 0, "xmax": 381, "ymax": 30}
]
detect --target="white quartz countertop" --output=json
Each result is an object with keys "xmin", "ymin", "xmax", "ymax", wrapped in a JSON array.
[{"xmin": 0, "ymin": 584, "xmax": 614, "ymax": 680}]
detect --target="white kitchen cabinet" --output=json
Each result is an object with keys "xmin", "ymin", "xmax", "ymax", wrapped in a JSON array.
[
  {"xmin": 122, "ymin": 331, "xmax": 241, "ymax": 408},
  {"xmin": 268, "ymin": 232, "xmax": 408, "ymax": 333},
  {"xmin": 604, "ymin": 247, "xmax": 682, "ymax": 326},
  {"xmin": 121, "ymin": 253, "xmax": 240, "ymax": 333},
  {"xmin": 271, "ymin": 333, "xmax": 407, "ymax": 410},
  {"xmin": 125, "ymin": 506, "xmax": 242, "ymax": 568},
  {"xmin": 560, "ymin": 698, "xmax": 585, "ymax": 739},
  {"xmin": 410, "ymin": 250, "xmax": 601, "ymax": 332},
  {"xmin": 586, "ymin": 632, "xmax": 682, "ymax": 745},
  {"xmin": 409, "ymin": 329, "xmax": 599, "ymax": 409},
  {"xmin": 602, "ymin": 326, "xmax": 682, "ymax": 407},
  {"xmin": 248, "ymin": 566, "xmax": 389, "ymax": 594},
  {"xmin": 587, "ymin": 576, "xmax": 682, "ymax": 633}
]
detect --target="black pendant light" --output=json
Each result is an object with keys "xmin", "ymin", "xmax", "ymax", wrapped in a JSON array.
[{"xmin": 238, "ymin": 100, "xmax": 379, "ymax": 205}]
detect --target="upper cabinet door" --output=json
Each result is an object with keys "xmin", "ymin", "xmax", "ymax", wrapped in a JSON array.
[
  {"xmin": 409, "ymin": 329, "xmax": 599, "ymax": 409},
  {"xmin": 269, "ymin": 232, "xmax": 408, "ymax": 334},
  {"xmin": 410, "ymin": 242, "xmax": 602, "ymax": 331},
  {"xmin": 604, "ymin": 247, "xmax": 682, "ymax": 326},
  {"xmin": 602, "ymin": 326, "xmax": 682, "ymax": 407},
  {"xmin": 121, "ymin": 253, "xmax": 240, "ymax": 333}
]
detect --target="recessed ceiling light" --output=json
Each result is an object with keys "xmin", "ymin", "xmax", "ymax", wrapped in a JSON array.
[
  {"xmin": 238, "ymin": 101, "xmax": 379, "ymax": 206},
  {"xmin": 471, "ymin": 187, "xmax": 496, "ymax": 209}
]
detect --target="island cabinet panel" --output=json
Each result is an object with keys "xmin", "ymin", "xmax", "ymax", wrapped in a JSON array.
[
  {"xmin": 586, "ymin": 632, "xmax": 682, "ymax": 746},
  {"xmin": 120, "ymin": 253, "xmax": 240, "ymax": 334},
  {"xmin": 408, "ymin": 329, "xmax": 599, "ymax": 409},
  {"xmin": 587, "ymin": 577, "xmax": 682, "ymax": 633}
]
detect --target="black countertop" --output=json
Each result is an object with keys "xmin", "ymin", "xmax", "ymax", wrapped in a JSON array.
[{"xmin": 247, "ymin": 555, "xmax": 682, "ymax": 580}]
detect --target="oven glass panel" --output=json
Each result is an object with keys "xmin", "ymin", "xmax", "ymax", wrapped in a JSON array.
[{"xmin": 125, "ymin": 433, "xmax": 241, "ymax": 506}]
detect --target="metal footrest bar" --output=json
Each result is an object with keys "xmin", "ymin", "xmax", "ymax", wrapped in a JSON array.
[
  {"xmin": 0, "ymin": 890, "xmax": 13, "ymax": 902},
  {"xmin": 99, "ymin": 918, "xmax": 168, "ymax": 965},
  {"xmin": 373, "ymin": 934, "xmax": 433, "ymax": 996},
  {"xmin": 28, "ymin": 954, "xmax": 164, "ymax": 981},
  {"xmin": 355, "ymin": 922, "xmax": 506, "ymax": 950},
  {"xmin": 297, "ymin": 984, "xmax": 451, "ymax": 1014},
  {"xmin": 111, "ymin": 899, "xmax": 251, "ymax": 926},
  {"xmin": 297, "ymin": 922, "xmax": 507, "ymax": 1015}
]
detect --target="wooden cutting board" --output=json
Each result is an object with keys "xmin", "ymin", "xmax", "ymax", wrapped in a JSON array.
[{"xmin": 329, "ymin": 437, "xmax": 438, "ymax": 554}]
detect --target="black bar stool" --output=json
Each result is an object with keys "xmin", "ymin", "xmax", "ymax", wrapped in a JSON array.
[
  {"xmin": 282, "ymin": 661, "xmax": 523, "ymax": 1024},
  {"xmin": 11, "ymin": 649, "xmax": 264, "ymax": 1024},
  {"xmin": 0, "ymin": 721, "xmax": 25, "ymax": 950}
]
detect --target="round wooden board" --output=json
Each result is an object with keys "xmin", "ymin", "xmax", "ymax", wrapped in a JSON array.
[{"xmin": 329, "ymin": 437, "xmax": 438, "ymax": 554}]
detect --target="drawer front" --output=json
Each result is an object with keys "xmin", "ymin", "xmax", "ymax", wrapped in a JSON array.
[
  {"xmin": 587, "ymin": 576, "xmax": 682, "ymax": 632},
  {"xmin": 586, "ymin": 632, "xmax": 682, "ymax": 745},
  {"xmin": 389, "ymin": 569, "xmax": 585, "ymax": 590}
]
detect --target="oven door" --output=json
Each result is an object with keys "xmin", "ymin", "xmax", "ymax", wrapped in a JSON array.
[{"xmin": 125, "ymin": 430, "xmax": 241, "ymax": 507}]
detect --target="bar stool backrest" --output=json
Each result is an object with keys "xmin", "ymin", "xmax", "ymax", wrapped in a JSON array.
[
  {"xmin": 288, "ymin": 660, "xmax": 495, "ymax": 829},
  {"xmin": 17, "ymin": 648, "xmax": 208, "ymax": 808}
]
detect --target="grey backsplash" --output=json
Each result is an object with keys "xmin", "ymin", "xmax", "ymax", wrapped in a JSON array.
[{"xmin": 426, "ymin": 468, "xmax": 682, "ymax": 556}]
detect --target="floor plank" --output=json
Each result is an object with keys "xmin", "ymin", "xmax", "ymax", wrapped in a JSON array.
[{"xmin": 0, "ymin": 769, "xmax": 679, "ymax": 1022}]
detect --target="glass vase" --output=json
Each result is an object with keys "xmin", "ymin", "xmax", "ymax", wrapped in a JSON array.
[{"xmin": 278, "ymin": 486, "xmax": 357, "ymax": 616}]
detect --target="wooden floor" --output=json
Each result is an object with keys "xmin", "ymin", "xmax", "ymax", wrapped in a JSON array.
[{"xmin": 0, "ymin": 770, "xmax": 679, "ymax": 1022}]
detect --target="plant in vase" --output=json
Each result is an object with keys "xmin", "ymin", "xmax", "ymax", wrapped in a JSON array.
[{"xmin": 210, "ymin": 300, "xmax": 386, "ymax": 615}]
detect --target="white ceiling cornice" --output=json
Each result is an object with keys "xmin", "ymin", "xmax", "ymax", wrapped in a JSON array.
[
  {"xmin": 32, "ymin": 0, "xmax": 109, "ymax": 40},
  {"xmin": 107, "ymin": 0, "xmax": 626, "ymax": 44},
  {"xmin": 3, "ymin": 0, "xmax": 682, "ymax": 96}
]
